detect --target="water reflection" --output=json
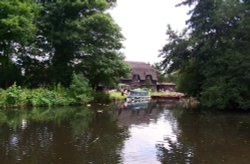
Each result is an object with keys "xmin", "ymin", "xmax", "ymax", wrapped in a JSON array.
[
  {"xmin": 110, "ymin": 100, "xmax": 179, "ymax": 164},
  {"xmin": 0, "ymin": 107, "xmax": 94, "ymax": 133},
  {"xmin": 0, "ymin": 107, "xmax": 128, "ymax": 164},
  {"xmin": 156, "ymin": 112, "xmax": 250, "ymax": 164},
  {"xmin": 0, "ymin": 102, "xmax": 250, "ymax": 164},
  {"xmin": 113, "ymin": 100, "xmax": 177, "ymax": 127},
  {"xmin": 113, "ymin": 101, "xmax": 159, "ymax": 126}
]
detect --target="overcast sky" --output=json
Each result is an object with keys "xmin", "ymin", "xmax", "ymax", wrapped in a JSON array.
[{"xmin": 109, "ymin": 0, "xmax": 191, "ymax": 64}]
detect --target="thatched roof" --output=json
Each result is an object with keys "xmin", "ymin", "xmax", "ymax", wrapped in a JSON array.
[{"xmin": 126, "ymin": 61, "xmax": 157, "ymax": 81}]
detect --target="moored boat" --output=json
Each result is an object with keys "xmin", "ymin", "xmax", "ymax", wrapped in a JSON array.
[{"xmin": 126, "ymin": 89, "xmax": 151, "ymax": 103}]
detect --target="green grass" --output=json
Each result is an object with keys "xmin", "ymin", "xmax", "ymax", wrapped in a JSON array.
[{"xmin": 109, "ymin": 91, "xmax": 126, "ymax": 101}]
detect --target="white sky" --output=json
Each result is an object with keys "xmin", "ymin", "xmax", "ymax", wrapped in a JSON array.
[{"xmin": 109, "ymin": 0, "xmax": 191, "ymax": 64}]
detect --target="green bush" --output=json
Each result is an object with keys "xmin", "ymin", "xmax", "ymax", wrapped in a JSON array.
[
  {"xmin": 70, "ymin": 73, "xmax": 93, "ymax": 104},
  {"xmin": 3, "ymin": 83, "xmax": 27, "ymax": 107},
  {"xmin": 28, "ymin": 87, "xmax": 74, "ymax": 107},
  {"xmin": 93, "ymin": 92, "xmax": 111, "ymax": 103},
  {"xmin": 54, "ymin": 84, "xmax": 74, "ymax": 106},
  {"xmin": 29, "ymin": 88, "xmax": 55, "ymax": 107},
  {"xmin": 0, "ymin": 89, "xmax": 5, "ymax": 107},
  {"xmin": 0, "ymin": 75, "xmax": 95, "ymax": 109}
]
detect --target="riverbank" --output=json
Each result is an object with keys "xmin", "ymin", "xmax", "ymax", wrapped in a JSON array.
[
  {"xmin": 0, "ymin": 72, "xmax": 96, "ymax": 109},
  {"xmin": 0, "ymin": 84, "xmax": 126, "ymax": 109},
  {"xmin": 108, "ymin": 90, "xmax": 185, "ymax": 101},
  {"xmin": 0, "ymin": 84, "xmax": 89, "ymax": 109},
  {"xmin": 0, "ymin": 85, "xmax": 189, "ymax": 110}
]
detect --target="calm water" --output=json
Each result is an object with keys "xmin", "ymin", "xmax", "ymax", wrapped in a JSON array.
[{"xmin": 0, "ymin": 101, "xmax": 250, "ymax": 164}]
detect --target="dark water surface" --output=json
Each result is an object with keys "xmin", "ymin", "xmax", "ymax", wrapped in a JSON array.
[{"xmin": 0, "ymin": 101, "xmax": 250, "ymax": 164}]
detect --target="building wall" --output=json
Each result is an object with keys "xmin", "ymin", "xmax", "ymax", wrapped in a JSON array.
[{"xmin": 120, "ymin": 79, "xmax": 157, "ymax": 90}]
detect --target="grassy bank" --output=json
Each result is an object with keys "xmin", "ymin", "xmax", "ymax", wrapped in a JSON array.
[
  {"xmin": 0, "ymin": 84, "xmax": 93, "ymax": 109},
  {"xmin": 109, "ymin": 91, "xmax": 126, "ymax": 101},
  {"xmin": 0, "ymin": 87, "xmax": 127, "ymax": 109},
  {"xmin": 0, "ymin": 85, "xmax": 188, "ymax": 109},
  {"xmin": 91, "ymin": 91, "xmax": 126, "ymax": 104},
  {"xmin": 0, "ymin": 74, "xmax": 93, "ymax": 109}
]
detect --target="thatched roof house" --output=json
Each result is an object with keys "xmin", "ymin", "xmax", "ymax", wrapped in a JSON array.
[
  {"xmin": 126, "ymin": 61, "xmax": 157, "ymax": 80},
  {"xmin": 121, "ymin": 61, "xmax": 158, "ymax": 89}
]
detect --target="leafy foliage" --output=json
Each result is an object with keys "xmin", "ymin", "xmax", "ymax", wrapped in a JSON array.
[
  {"xmin": 0, "ymin": 79, "xmax": 93, "ymax": 109},
  {"xmin": 0, "ymin": 0, "xmax": 129, "ymax": 90},
  {"xmin": 0, "ymin": 0, "xmax": 38, "ymax": 46},
  {"xmin": 34, "ymin": 0, "xmax": 128, "ymax": 87},
  {"xmin": 2, "ymin": 83, "xmax": 24, "ymax": 106},
  {"xmin": 70, "ymin": 73, "xmax": 93, "ymax": 104},
  {"xmin": 153, "ymin": 63, "xmax": 168, "ymax": 83},
  {"xmin": 83, "ymin": 52, "xmax": 130, "ymax": 89},
  {"xmin": 161, "ymin": 0, "xmax": 250, "ymax": 110},
  {"xmin": 0, "ymin": 0, "xmax": 39, "ymax": 87}
]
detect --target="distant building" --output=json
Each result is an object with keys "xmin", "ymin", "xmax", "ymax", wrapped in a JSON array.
[{"xmin": 120, "ymin": 61, "xmax": 158, "ymax": 90}]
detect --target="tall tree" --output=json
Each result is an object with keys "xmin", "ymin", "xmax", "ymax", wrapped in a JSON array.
[
  {"xmin": 35, "ymin": 0, "xmax": 129, "ymax": 87},
  {"xmin": 153, "ymin": 63, "xmax": 168, "ymax": 83},
  {"xmin": 0, "ymin": 0, "xmax": 39, "ymax": 87},
  {"xmin": 82, "ymin": 52, "xmax": 130, "ymax": 90},
  {"xmin": 161, "ymin": 0, "xmax": 250, "ymax": 110}
]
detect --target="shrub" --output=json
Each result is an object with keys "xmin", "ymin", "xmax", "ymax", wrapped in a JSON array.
[
  {"xmin": 29, "ymin": 88, "xmax": 55, "ymax": 107},
  {"xmin": 0, "ymin": 75, "xmax": 94, "ymax": 109},
  {"xmin": 3, "ymin": 83, "xmax": 27, "ymax": 107},
  {"xmin": 0, "ymin": 89, "xmax": 5, "ymax": 107},
  {"xmin": 70, "ymin": 73, "xmax": 93, "ymax": 104},
  {"xmin": 54, "ymin": 84, "xmax": 74, "ymax": 106},
  {"xmin": 93, "ymin": 92, "xmax": 111, "ymax": 103}
]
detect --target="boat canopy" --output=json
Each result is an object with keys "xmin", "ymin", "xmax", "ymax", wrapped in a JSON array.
[{"xmin": 129, "ymin": 90, "xmax": 149, "ymax": 96}]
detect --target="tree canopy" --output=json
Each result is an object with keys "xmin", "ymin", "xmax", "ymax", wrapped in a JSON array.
[
  {"xmin": 0, "ymin": 0, "xmax": 39, "ymax": 87},
  {"xmin": 161, "ymin": 0, "xmax": 250, "ymax": 110},
  {"xmin": 0, "ymin": 0, "xmax": 129, "ymax": 89}
]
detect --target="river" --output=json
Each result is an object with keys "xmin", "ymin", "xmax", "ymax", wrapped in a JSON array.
[{"xmin": 0, "ymin": 101, "xmax": 250, "ymax": 164}]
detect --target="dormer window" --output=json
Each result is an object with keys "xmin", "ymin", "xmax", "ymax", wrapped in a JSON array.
[
  {"xmin": 146, "ymin": 75, "xmax": 152, "ymax": 80},
  {"xmin": 133, "ymin": 74, "xmax": 140, "ymax": 81}
]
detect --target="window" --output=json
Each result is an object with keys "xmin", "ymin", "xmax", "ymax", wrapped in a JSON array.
[
  {"xmin": 146, "ymin": 75, "xmax": 152, "ymax": 80},
  {"xmin": 133, "ymin": 74, "xmax": 140, "ymax": 81}
]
